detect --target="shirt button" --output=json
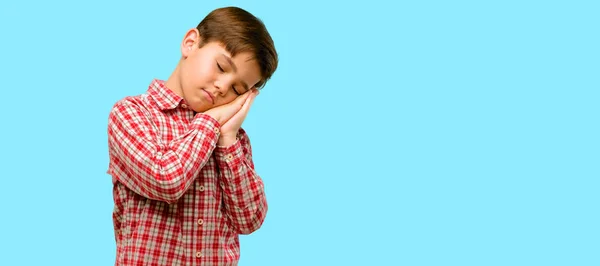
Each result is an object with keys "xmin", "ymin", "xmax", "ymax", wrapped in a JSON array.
[
  {"xmin": 198, "ymin": 219, "xmax": 204, "ymax": 225},
  {"xmin": 198, "ymin": 186, "xmax": 205, "ymax": 191},
  {"xmin": 226, "ymin": 154, "xmax": 234, "ymax": 161},
  {"xmin": 181, "ymin": 103, "xmax": 188, "ymax": 109},
  {"xmin": 196, "ymin": 251, "xmax": 203, "ymax": 258},
  {"xmin": 213, "ymin": 127, "xmax": 219, "ymax": 133}
]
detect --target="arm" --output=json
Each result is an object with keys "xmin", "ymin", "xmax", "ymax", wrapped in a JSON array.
[
  {"xmin": 107, "ymin": 99, "xmax": 220, "ymax": 203},
  {"xmin": 214, "ymin": 128, "xmax": 268, "ymax": 234}
]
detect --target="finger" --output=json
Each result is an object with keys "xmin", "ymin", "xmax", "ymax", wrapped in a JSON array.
[
  {"xmin": 240, "ymin": 90, "xmax": 258, "ymax": 114},
  {"xmin": 226, "ymin": 90, "xmax": 249, "ymax": 109},
  {"xmin": 225, "ymin": 92, "xmax": 249, "ymax": 113},
  {"xmin": 238, "ymin": 90, "xmax": 253, "ymax": 103},
  {"xmin": 229, "ymin": 91, "xmax": 256, "ymax": 120},
  {"xmin": 221, "ymin": 91, "xmax": 252, "ymax": 121}
]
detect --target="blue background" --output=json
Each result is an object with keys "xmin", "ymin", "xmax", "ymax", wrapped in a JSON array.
[{"xmin": 1, "ymin": 0, "xmax": 598, "ymax": 265}]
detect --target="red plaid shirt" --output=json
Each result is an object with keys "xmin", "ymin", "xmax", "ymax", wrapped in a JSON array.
[{"xmin": 107, "ymin": 79, "xmax": 268, "ymax": 265}]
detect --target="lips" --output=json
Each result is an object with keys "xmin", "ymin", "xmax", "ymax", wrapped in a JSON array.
[{"xmin": 202, "ymin": 89, "xmax": 215, "ymax": 104}]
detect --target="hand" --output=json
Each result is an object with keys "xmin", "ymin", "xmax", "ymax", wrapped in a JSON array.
[
  {"xmin": 218, "ymin": 89, "xmax": 259, "ymax": 146},
  {"xmin": 203, "ymin": 91, "xmax": 252, "ymax": 126}
]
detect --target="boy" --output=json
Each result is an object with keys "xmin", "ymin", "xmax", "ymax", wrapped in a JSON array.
[{"xmin": 107, "ymin": 7, "xmax": 278, "ymax": 265}]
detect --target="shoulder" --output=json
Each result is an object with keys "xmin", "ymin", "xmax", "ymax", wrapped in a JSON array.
[
  {"xmin": 110, "ymin": 91, "xmax": 152, "ymax": 113},
  {"xmin": 108, "ymin": 93, "xmax": 152, "ymax": 123}
]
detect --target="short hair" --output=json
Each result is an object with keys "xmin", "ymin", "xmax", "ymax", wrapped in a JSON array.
[{"xmin": 196, "ymin": 7, "xmax": 278, "ymax": 89}]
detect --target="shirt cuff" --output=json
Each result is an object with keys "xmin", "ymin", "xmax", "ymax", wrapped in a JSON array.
[
  {"xmin": 215, "ymin": 137, "xmax": 244, "ymax": 170},
  {"xmin": 191, "ymin": 113, "xmax": 221, "ymax": 139}
]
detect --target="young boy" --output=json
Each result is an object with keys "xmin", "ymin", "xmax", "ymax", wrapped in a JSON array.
[{"xmin": 107, "ymin": 7, "xmax": 277, "ymax": 265}]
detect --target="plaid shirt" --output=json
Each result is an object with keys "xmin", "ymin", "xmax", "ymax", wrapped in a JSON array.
[{"xmin": 107, "ymin": 79, "xmax": 267, "ymax": 265}]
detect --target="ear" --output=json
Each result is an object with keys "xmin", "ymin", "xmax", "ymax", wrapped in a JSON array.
[{"xmin": 181, "ymin": 28, "xmax": 201, "ymax": 58}]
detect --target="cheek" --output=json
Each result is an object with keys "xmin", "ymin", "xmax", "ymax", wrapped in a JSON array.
[
  {"xmin": 196, "ymin": 62, "xmax": 213, "ymax": 81},
  {"xmin": 216, "ymin": 94, "xmax": 238, "ymax": 106},
  {"xmin": 183, "ymin": 57, "xmax": 214, "ymax": 84},
  {"xmin": 180, "ymin": 61, "xmax": 197, "ymax": 86}
]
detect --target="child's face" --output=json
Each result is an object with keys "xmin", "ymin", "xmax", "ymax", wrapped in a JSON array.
[{"xmin": 179, "ymin": 30, "xmax": 262, "ymax": 113}]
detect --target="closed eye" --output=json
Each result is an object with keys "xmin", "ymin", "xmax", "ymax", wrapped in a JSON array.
[
  {"xmin": 232, "ymin": 86, "xmax": 241, "ymax": 96},
  {"xmin": 217, "ymin": 62, "xmax": 224, "ymax": 72}
]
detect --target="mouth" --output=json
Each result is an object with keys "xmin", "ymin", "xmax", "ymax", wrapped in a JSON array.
[{"xmin": 202, "ymin": 89, "xmax": 215, "ymax": 104}]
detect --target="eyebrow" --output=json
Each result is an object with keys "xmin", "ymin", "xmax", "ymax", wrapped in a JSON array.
[{"xmin": 222, "ymin": 54, "xmax": 249, "ymax": 91}]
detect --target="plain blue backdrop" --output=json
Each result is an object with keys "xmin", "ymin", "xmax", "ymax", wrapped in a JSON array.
[{"xmin": 0, "ymin": 0, "xmax": 598, "ymax": 265}]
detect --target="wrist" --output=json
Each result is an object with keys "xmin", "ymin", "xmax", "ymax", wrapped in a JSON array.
[{"xmin": 217, "ymin": 133, "xmax": 237, "ymax": 147}]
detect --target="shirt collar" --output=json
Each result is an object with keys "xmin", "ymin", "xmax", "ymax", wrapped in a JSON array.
[{"xmin": 147, "ymin": 79, "xmax": 185, "ymax": 111}]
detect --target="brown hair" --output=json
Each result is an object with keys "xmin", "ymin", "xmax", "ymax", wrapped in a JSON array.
[{"xmin": 196, "ymin": 7, "xmax": 278, "ymax": 89}]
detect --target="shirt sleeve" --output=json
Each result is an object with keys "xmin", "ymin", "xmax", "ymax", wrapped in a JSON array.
[
  {"xmin": 107, "ymin": 98, "xmax": 220, "ymax": 203},
  {"xmin": 214, "ymin": 128, "xmax": 268, "ymax": 235}
]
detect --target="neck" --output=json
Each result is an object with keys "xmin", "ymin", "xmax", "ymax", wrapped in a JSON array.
[{"xmin": 165, "ymin": 63, "xmax": 184, "ymax": 97}]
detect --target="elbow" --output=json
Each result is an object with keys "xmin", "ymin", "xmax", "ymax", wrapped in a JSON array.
[
  {"xmin": 159, "ymin": 192, "xmax": 183, "ymax": 205},
  {"xmin": 142, "ymin": 185, "xmax": 184, "ymax": 204},
  {"xmin": 236, "ymin": 201, "xmax": 268, "ymax": 235},
  {"xmin": 238, "ymin": 218, "xmax": 264, "ymax": 235},
  {"xmin": 143, "ymin": 167, "xmax": 189, "ymax": 204},
  {"xmin": 153, "ymin": 179, "xmax": 187, "ymax": 204}
]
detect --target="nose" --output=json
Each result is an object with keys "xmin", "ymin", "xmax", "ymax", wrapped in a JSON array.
[{"xmin": 214, "ymin": 79, "xmax": 231, "ymax": 96}]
